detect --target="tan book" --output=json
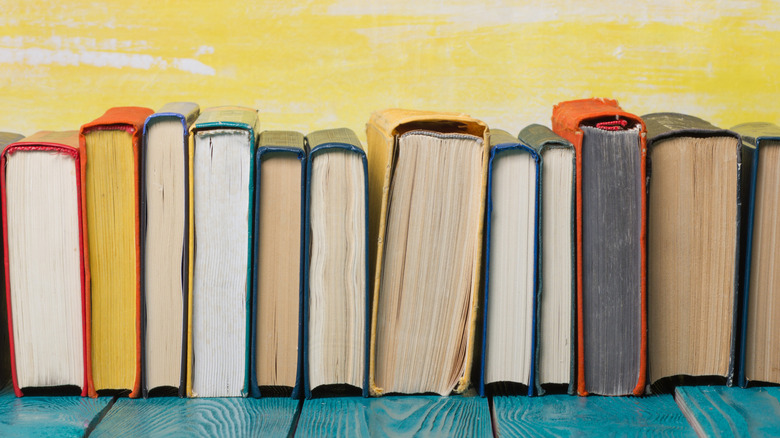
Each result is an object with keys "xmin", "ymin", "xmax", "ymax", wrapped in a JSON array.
[{"xmin": 366, "ymin": 109, "xmax": 489, "ymax": 395}]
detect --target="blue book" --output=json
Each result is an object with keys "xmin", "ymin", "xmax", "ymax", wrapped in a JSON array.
[
  {"xmin": 249, "ymin": 131, "xmax": 307, "ymax": 398},
  {"xmin": 480, "ymin": 129, "xmax": 540, "ymax": 397},
  {"xmin": 303, "ymin": 128, "xmax": 369, "ymax": 398},
  {"xmin": 731, "ymin": 122, "xmax": 780, "ymax": 387}
]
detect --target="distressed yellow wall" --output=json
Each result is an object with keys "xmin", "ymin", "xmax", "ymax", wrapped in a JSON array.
[{"xmin": 1, "ymin": 1, "xmax": 778, "ymax": 138}]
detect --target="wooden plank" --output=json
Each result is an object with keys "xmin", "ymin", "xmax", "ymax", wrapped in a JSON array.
[
  {"xmin": 90, "ymin": 396, "xmax": 299, "ymax": 437},
  {"xmin": 0, "ymin": 384, "xmax": 110, "ymax": 437},
  {"xmin": 296, "ymin": 396, "xmax": 491, "ymax": 437},
  {"xmin": 675, "ymin": 386, "xmax": 780, "ymax": 437},
  {"xmin": 493, "ymin": 394, "xmax": 695, "ymax": 437}
]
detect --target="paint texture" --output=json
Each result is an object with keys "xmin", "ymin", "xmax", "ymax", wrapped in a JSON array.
[{"xmin": 1, "ymin": 1, "xmax": 779, "ymax": 136}]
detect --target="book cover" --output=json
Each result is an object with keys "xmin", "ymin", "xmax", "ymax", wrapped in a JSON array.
[
  {"xmin": 552, "ymin": 98, "xmax": 647, "ymax": 396},
  {"xmin": 479, "ymin": 129, "xmax": 540, "ymax": 397},
  {"xmin": 730, "ymin": 122, "xmax": 780, "ymax": 388},
  {"xmin": 140, "ymin": 102, "xmax": 199, "ymax": 398},
  {"xmin": 517, "ymin": 124, "xmax": 576, "ymax": 396},
  {"xmin": 249, "ymin": 130, "xmax": 307, "ymax": 399},
  {"xmin": 186, "ymin": 106, "xmax": 258, "ymax": 397},
  {"xmin": 303, "ymin": 128, "xmax": 369, "ymax": 399},
  {"xmin": 4, "ymin": 132, "xmax": 79, "ymax": 396},
  {"xmin": 80, "ymin": 106, "xmax": 154, "ymax": 398},
  {"xmin": 366, "ymin": 109, "xmax": 489, "ymax": 396},
  {"xmin": 644, "ymin": 113, "xmax": 741, "ymax": 389}
]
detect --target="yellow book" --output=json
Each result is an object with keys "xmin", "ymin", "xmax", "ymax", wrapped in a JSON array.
[
  {"xmin": 80, "ymin": 106, "xmax": 153, "ymax": 398},
  {"xmin": 366, "ymin": 109, "xmax": 489, "ymax": 395}
]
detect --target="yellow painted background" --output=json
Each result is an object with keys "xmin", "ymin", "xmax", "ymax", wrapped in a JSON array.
[{"xmin": 1, "ymin": 0, "xmax": 778, "ymax": 138}]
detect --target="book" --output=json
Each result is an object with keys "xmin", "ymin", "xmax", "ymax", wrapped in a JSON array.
[
  {"xmin": 730, "ymin": 122, "xmax": 780, "ymax": 387},
  {"xmin": 3, "ymin": 131, "xmax": 89, "ymax": 397},
  {"xmin": 644, "ymin": 113, "xmax": 742, "ymax": 390},
  {"xmin": 303, "ymin": 128, "xmax": 368, "ymax": 398},
  {"xmin": 81, "ymin": 106, "xmax": 154, "ymax": 398},
  {"xmin": 366, "ymin": 109, "xmax": 489, "ymax": 396},
  {"xmin": 517, "ymin": 124, "xmax": 576, "ymax": 395},
  {"xmin": 249, "ymin": 131, "xmax": 307, "ymax": 398},
  {"xmin": 551, "ymin": 98, "xmax": 646, "ymax": 396},
  {"xmin": 479, "ymin": 129, "xmax": 540, "ymax": 397},
  {"xmin": 186, "ymin": 106, "xmax": 258, "ymax": 397},
  {"xmin": 140, "ymin": 102, "xmax": 200, "ymax": 397}
]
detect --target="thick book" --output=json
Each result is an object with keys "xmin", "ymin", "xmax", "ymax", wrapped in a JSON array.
[
  {"xmin": 731, "ymin": 122, "xmax": 780, "ymax": 387},
  {"xmin": 140, "ymin": 102, "xmax": 200, "ymax": 397},
  {"xmin": 644, "ymin": 113, "xmax": 742, "ymax": 390},
  {"xmin": 517, "ymin": 124, "xmax": 576, "ymax": 395},
  {"xmin": 552, "ymin": 98, "xmax": 646, "ymax": 396},
  {"xmin": 366, "ymin": 109, "xmax": 489, "ymax": 396},
  {"xmin": 249, "ymin": 131, "xmax": 307, "ymax": 399},
  {"xmin": 80, "ymin": 106, "xmax": 154, "ymax": 398},
  {"xmin": 2, "ymin": 131, "xmax": 89, "ymax": 397},
  {"xmin": 479, "ymin": 129, "xmax": 540, "ymax": 397},
  {"xmin": 303, "ymin": 128, "xmax": 369, "ymax": 398},
  {"xmin": 186, "ymin": 106, "xmax": 258, "ymax": 397}
]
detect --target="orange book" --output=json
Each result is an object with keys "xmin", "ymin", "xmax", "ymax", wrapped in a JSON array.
[
  {"xmin": 552, "ymin": 98, "xmax": 647, "ymax": 396},
  {"xmin": 80, "ymin": 106, "xmax": 154, "ymax": 398}
]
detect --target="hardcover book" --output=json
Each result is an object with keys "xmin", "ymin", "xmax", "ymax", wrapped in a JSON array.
[
  {"xmin": 551, "ymin": 98, "xmax": 646, "ymax": 396},
  {"xmin": 479, "ymin": 129, "xmax": 540, "ymax": 397},
  {"xmin": 2, "ymin": 131, "xmax": 87, "ymax": 397},
  {"xmin": 644, "ymin": 113, "xmax": 741, "ymax": 390},
  {"xmin": 249, "ymin": 131, "xmax": 307, "ymax": 398},
  {"xmin": 517, "ymin": 124, "xmax": 576, "ymax": 395},
  {"xmin": 303, "ymin": 128, "xmax": 368, "ymax": 398},
  {"xmin": 81, "ymin": 106, "xmax": 154, "ymax": 398},
  {"xmin": 186, "ymin": 106, "xmax": 258, "ymax": 397},
  {"xmin": 366, "ymin": 109, "xmax": 489, "ymax": 396},
  {"xmin": 730, "ymin": 122, "xmax": 780, "ymax": 387},
  {"xmin": 140, "ymin": 102, "xmax": 200, "ymax": 397}
]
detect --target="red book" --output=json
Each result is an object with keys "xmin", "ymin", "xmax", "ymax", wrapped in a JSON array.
[
  {"xmin": 2, "ymin": 131, "xmax": 88, "ymax": 396},
  {"xmin": 552, "ymin": 98, "xmax": 647, "ymax": 396}
]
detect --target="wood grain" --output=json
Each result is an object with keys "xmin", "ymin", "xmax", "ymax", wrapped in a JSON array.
[
  {"xmin": 0, "ymin": 384, "xmax": 109, "ymax": 437},
  {"xmin": 493, "ymin": 394, "xmax": 694, "ymax": 437},
  {"xmin": 90, "ymin": 396, "xmax": 299, "ymax": 437},
  {"xmin": 675, "ymin": 386, "xmax": 780, "ymax": 437},
  {"xmin": 296, "ymin": 396, "xmax": 491, "ymax": 437}
]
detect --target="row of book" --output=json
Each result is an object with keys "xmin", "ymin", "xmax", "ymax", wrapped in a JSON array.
[{"xmin": 1, "ymin": 99, "xmax": 778, "ymax": 399}]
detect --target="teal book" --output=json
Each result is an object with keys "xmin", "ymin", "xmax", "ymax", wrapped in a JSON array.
[
  {"xmin": 186, "ymin": 106, "xmax": 258, "ymax": 397},
  {"xmin": 731, "ymin": 122, "xmax": 780, "ymax": 387},
  {"xmin": 303, "ymin": 128, "xmax": 369, "ymax": 399},
  {"xmin": 249, "ymin": 131, "xmax": 307, "ymax": 399}
]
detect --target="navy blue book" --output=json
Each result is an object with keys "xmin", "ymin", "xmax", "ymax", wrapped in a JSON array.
[
  {"xmin": 249, "ymin": 131, "xmax": 307, "ymax": 398},
  {"xmin": 303, "ymin": 128, "xmax": 369, "ymax": 399},
  {"xmin": 731, "ymin": 122, "xmax": 780, "ymax": 387},
  {"xmin": 480, "ymin": 129, "xmax": 540, "ymax": 397}
]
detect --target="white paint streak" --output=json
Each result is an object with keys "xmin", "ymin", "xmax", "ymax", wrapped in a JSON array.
[
  {"xmin": 0, "ymin": 47, "xmax": 215, "ymax": 76},
  {"xmin": 328, "ymin": 0, "xmax": 760, "ymax": 28}
]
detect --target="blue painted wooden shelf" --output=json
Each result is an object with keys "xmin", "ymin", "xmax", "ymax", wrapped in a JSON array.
[
  {"xmin": 0, "ymin": 384, "xmax": 110, "ymax": 437},
  {"xmin": 5, "ymin": 385, "xmax": 780, "ymax": 436},
  {"xmin": 676, "ymin": 386, "xmax": 780, "ymax": 438}
]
